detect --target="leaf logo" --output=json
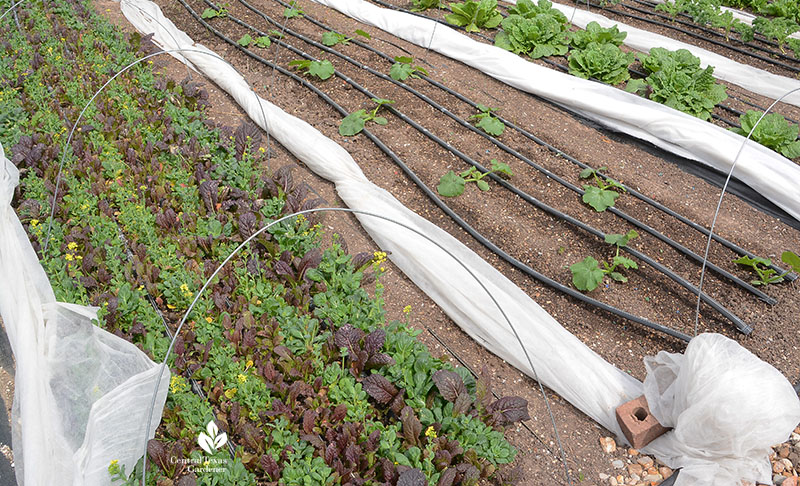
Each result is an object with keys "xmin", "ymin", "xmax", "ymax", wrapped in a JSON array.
[{"xmin": 197, "ymin": 420, "xmax": 228, "ymax": 455}]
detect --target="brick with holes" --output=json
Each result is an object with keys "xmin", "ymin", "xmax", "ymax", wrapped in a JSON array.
[{"xmin": 615, "ymin": 395, "xmax": 670, "ymax": 449}]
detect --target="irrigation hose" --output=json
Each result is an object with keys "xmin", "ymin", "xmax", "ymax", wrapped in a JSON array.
[
  {"xmin": 181, "ymin": 0, "xmax": 695, "ymax": 342},
  {"xmin": 264, "ymin": 0, "xmax": 793, "ymax": 282}
]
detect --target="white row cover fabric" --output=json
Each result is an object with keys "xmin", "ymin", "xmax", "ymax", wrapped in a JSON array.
[
  {"xmin": 117, "ymin": 1, "xmax": 800, "ymax": 484},
  {"xmin": 0, "ymin": 144, "xmax": 169, "ymax": 486},
  {"xmin": 310, "ymin": 0, "xmax": 800, "ymax": 223},
  {"xmin": 648, "ymin": 0, "xmax": 800, "ymax": 40},
  {"xmin": 502, "ymin": 0, "xmax": 800, "ymax": 106}
]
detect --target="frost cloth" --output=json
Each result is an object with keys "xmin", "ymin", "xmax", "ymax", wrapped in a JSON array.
[
  {"xmin": 0, "ymin": 142, "xmax": 169, "ymax": 486},
  {"xmin": 117, "ymin": 0, "xmax": 800, "ymax": 484}
]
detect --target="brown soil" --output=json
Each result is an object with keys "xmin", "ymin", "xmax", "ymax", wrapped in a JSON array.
[{"xmin": 96, "ymin": 0, "xmax": 800, "ymax": 483}]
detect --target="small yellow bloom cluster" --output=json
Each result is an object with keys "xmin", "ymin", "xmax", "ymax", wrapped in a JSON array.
[
  {"xmin": 403, "ymin": 305, "xmax": 412, "ymax": 314},
  {"xmin": 64, "ymin": 242, "xmax": 83, "ymax": 262},
  {"xmin": 224, "ymin": 388, "xmax": 237, "ymax": 399},
  {"xmin": 237, "ymin": 373, "xmax": 247, "ymax": 384},
  {"xmin": 107, "ymin": 459, "xmax": 120, "ymax": 475},
  {"xmin": 425, "ymin": 425, "xmax": 437, "ymax": 439},
  {"xmin": 170, "ymin": 375, "xmax": 188, "ymax": 394},
  {"xmin": 180, "ymin": 283, "xmax": 192, "ymax": 298},
  {"xmin": 205, "ymin": 316, "xmax": 214, "ymax": 324},
  {"xmin": 30, "ymin": 219, "xmax": 39, "ymax": 227}
]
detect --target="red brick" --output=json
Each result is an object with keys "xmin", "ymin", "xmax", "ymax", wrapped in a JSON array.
[{"xmin": 615, "ymin": 395, "xmax": 670, "ymax": 449}]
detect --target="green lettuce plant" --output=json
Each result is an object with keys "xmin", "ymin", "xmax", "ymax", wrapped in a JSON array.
[{"xmin": 568, "ymin": 42, "xmax": 635, "ymax": 85}]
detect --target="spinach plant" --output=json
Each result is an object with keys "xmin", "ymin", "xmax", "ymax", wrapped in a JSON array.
[
  {"xmin": 339, "ymin": 98, "xmax": 395, "ymax": 136},
  {"xmin": 470, "ymin": 104, "xmax": 505, "ymax": 136},
  {"xmin": 568, "ymin": 42, "xmax": 635, "ymax": 85},
  {"xmin": 445, "ymin": 0, "xmax": 504, "ymax": 32},
  {"xmin": 288, "ymin": 59, "xmax": 335, "ymax": 80},
  {"xmin": 437, "ymin": 160, "xmax": 513, "ymax": 197},
  {"xmin": 580, "ymin": 166, "xmax": 625, "ymax": 212},
  {"xmin": 389, "ymin": 56, "xmax": 429, "ymax": 81},
  {"xmin": 731, "ymin": 110, "xmax": 800, "ymax": 159},
  {"xmin": 571, "ymin": 230, "xmax": 639, "ymax": 292}
]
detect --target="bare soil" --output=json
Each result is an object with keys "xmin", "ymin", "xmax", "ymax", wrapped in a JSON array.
[{"xmin": 95, "ymin": 0, "xmax": 800, "ymax": 483}]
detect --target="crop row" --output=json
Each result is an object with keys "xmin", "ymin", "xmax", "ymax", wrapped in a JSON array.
[{"xmin": 0, "ymin": 0, "xmax": 529, "ymax": 484}]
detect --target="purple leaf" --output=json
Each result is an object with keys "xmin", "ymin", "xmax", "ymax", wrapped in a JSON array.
[
  {"xmin": 487, "ymin": 396, "xmax": 530, "ymax": 425},
  {"xmin": 432, "ymin": 370, "xmax": 467, "ymax": 403},
  {"xmin": 362, "ymin": 373, "xmax": 398, "ymax": 404}
]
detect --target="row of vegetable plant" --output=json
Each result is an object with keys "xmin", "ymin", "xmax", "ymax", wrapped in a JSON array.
[
  {"xmin": 0, "ymin": 0, "xmax": 529, "ymax": 484},
  {"xmin": 405, "ymin": 0, "xmax": 800, "ymax": 158}
]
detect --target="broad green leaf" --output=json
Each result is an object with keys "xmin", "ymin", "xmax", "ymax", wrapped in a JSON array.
[
  {"xmin": 237, "ymin": 34, "xmax": 252, "ymax": 47},
  {"xmin": 201, "ymin": 8, "xmax": 219, "ymax": 19},
  {"xmin": 308, "ymin": 60, "xmax": 335, "ymax": 80},
  {"xmin": 476, "ymin": 179, "xmax": 490, "ymax": 191},
  {"xmin": 255, "ymin": 36, "xmax": 271, "ymax": 48},
  {"xmin": 476, "ymin": 115, "xmax": 505, "ymax": 136},
  {"xmin": 582, "ymin": 185, "xmax": 619, "ymax": 211},
  {"xmin": 437, "ymin": 171, "xmax": 466, "ymax": 197},
  {"xmin": 733, "ymin": 255, "xmax": 772, "ymax": 268},
  {"xmin": 570, "ymin": 256, "xmax": 604, "ymax": 291},
  {"xmin": 625, "ymin": 78, "xmax": 648, "ymax": 95},
  {"xmin": 355, "ymin": 29, "xmax": 371, "ymax": 39},
  {"xmin": 390, "ymin": 62, "xmax": 414, "ymax": 81},
  {"xmin": 395, "ymin": 56, "xmax": 414, "ymax": 63},
  {"xmin": 339, "ymin": 110, "xmax": 367, "ymax": 136},
  {"xmin": 579, "ymin": 168, "xmax": 595, "ymax": 179},
  {"xmin": 372, "ymin": 116, "xmax": 388, "ymax": 125},
  {"xmin": 490, "ymin": 159, "xmax": 512, "ymax": 175},
  {"xmin": 609, "ymin": 272, "xmax": 627, "ymax": 282},
  {"xmin": 604, "ymin": 229, "xmax": 638, "ymax": 247},
  {"xmin": 782, "ymin": 251, "xmax": 800, "ymax": 273},
  {"xmin": 321, "ymin": 31, "xmax": 345, "ymax": 46},
  {"xmin": 612, "ymin": 255, "xmax": 638, "ymax": 270}
]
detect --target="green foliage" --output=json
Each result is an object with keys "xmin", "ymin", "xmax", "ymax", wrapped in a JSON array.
[
  {"xmin": 782, "ymin": 251, "xmax": 800, "ymax": 273},
  {"xmin": 568, "ymin": 42, "xmax": 635, "ymax": 85},
  {"xmin": 288, "ymin": 59, "xmax": 335, "ymax": 80},
  {"xmin": 495, "ymin": 0, "xmax": 569, "ymax": 58},
  {"xmin": 636, "ymin": 48, "xmax": 727, "ymax": 121},
  {"xmin": 321, "ymin": 29, "xmax": 370, "ymax": 46},
  {"xmin": 338, "ymin": 98, "xmax": 395, "ymax": 136},
  {"xmin": 437, "ymin": 160, "xmax": 512, "ymax": 197},
  {"xmin": 254, "ymin": 35, "xmax": 272, "ymax": 48},
  {"xmin": 731, "ymin": 110, "xmax": 800, "ymax": 159},
  {"xmin": 389, "ymin": 56, "xmax": 429, "ymax": 81},
  {"xmin": 571, "ymin": 230, "xmax": 639, "ymax": 291},
  {"xmin": 283, "ymin": 0, "xmax": 304, "ymax": 18},
  {"xmin": 446, "ymin": 0, "xmax": 504, "ymax": 32},
  {"xmin": 237, "ymin": 33, "xmax": 252, "ymax": 47},
  {"xmin": 753, "ymin": 16, "xmax": 800, "ymax": 53},
  {"xmin": 579, "ymin": 167, "xmax": 625, "ymax": 212},
  {"xmin": 733, "ymin": 255, "xmax": 785, "ymax": 285},
  {"xmin": 412, "ymin": 0, "xmax": 443, "ymax": 11},
  {"xmin": 569, "ymin": 21, "xmax": 627, "ymax": 49},
  {"xmin": 470, "ymin": 104, "xmax": 505, "ymax": 136},
  {"xmin": 201, "ymin": 7, "xmax": 227, "ymax": 19}
]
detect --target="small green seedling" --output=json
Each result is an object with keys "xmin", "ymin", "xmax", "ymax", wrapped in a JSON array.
[
  {"xmin": 321, "ymin": 29, "xmax": 371, "ymax": 46},
  {"xmin": 412, "ymin": 0, "xmax": 443, "ymax": 11},
  {"xmin": 389, "ymin": 56, "xmax": 429, "ymax": 81},
  {"xmin": 283, "ymin": 1, "xmax": 304, "ymax": 18},
  {"xmin": 733, "ymin": 250, "xmax": 800, "ymax": 286},
  {"xmin": 237, "ymin": 34, "xmax": 252, "ymax": 47},
  {"xmin": 580, "ymin": 166, "xmax": 625, "ymax": 212},
  {"xmin": 269, "ymin": 29, "xmax": 285, "ymax": 39},
  {"xmin": 201, "ymin": 7, "xmax": 227, "ymax": 19},
  {"xmin": 288, "ymin": 59, "xmax": 335, "ymax": 80},
  {"xmin": 470, "ymin": 104, "xmax": 505, "ymax": 136},
  {"xmin": 571, "ymin": 230, "xmax": 639, "ymax": 292},
  {"xmin": 339, "ymin": 98, "xmax": 395, "ymax": 136},
  {"xmin": 436, "ymin": 159, "xmax": 512, "ymax": 197}
]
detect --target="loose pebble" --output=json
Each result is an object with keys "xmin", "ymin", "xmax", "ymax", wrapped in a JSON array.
[
  {"xmin": 600, "ymin": 437, "xmax": 617, "ymax": 453},
  {"xmin": 612, "ymin": 459, "xmax": 624, "ymax": 469},
  {"xmin": 637, "ymin": 456, "xmax": 654, "ymax": 468}
]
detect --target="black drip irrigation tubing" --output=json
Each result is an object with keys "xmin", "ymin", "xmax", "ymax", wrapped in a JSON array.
[
  {"xmin": 570, "ymin": 0, "xmax": 800, "ymax": 73},
  {"xmin": 232, "ymin": 0, "xmax": 776, "ymax": 305},
  {"xmin": 265, "ymin": 0, "xmax": 793, "ymax": 282},
  {"xmin": 179, "ymin": 0, "xmax": 696, "ymax": 342},
  {"xmin": 193, "ymin": 0, "xmax": 752, "ymax": 336},
  {"xmin": 623, "ymin": 0, "xmax": 800, "ymax": 63}
]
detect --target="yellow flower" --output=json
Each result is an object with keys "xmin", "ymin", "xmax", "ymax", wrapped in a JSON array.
[
  {"xmin": 259, "ymin": 147, "xmax": 266, "ymax": 153},
  {"xmin": 170, "ymin": 375, "xmax": 188, "ymax": 394},
  {"xmin": 205, "ymin": 317, "xmax": 213, "ymax": 323},
  {"xmin": 224, "ymin": 388, "xmax": 237, "ymax": 399},
  {"xmin": 246, "ymin": 359, "xmax": 254, "ymax": 368},
  {"xmin": 425, "ymin": 426, "xmax": 437, "ymax": 439},
  {"xmin": 167, "ymin": 304, "xmax": 176, "ymax": 310},
  {"xmin": 403, "ymin": 305, "xmax": 412, "ymax": 314},
  {"xmin": 138, "ymin": 285, "xmax": 144, "ymax": 291},
  {"xmin": 65, "ymin": 254, "xmax": 74, "ymax": 261},
  {"xmin": 237, "ymin": 374, "xmax": 247, "ymax": 383},
  {"xmin": 256, "ymin": 299, "xmax": 262, "ymax": 305},
  {"xmin": 30, "ymin": 219, "xmax": 39, "ymax": 226},
  {"xmin": 67, "ymin": 242, "xmax": 78, "ymax": 250}
]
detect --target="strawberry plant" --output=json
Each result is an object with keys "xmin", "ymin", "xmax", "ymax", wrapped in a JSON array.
[
  {"xmin": 389, "ymin": 56, "xmax": 429, "ymax": 81},
  {"xmin": 495, "ymin": 1, "xmax": 570, "ymax": 58},
  {"xmin": 568, "ymin": 21, "xmax": 627, "ymax": 49},
  {"xmin": 436, "ymin": 160, "xmax": 513, "ymax": 197},
  {"xmin": 568, "ymin": 42, "xmax": 635, "ymax": 85},
  {"xmin": 445, "ymin": 0, "xmax": 504, "ymax": 33},
  {"xmin": 288, "ymin": 59, "xmax": 335, "ymax": 80},
  {"xmin": 570, "ymin": 230, "xmax": 639, "ymax": 291},
  {"xmin": 731, "ymin": 110, "xmax": 800, "ymax": 159},
  {"xmin": 338, "ymin": 98, "xmax": 395, "ymax": 136},
  {"xmin": 580, "ymin": 167, "xmax": 625, "ymax": 212},
  {"xmin": 470, "ymin": 104, "xmax": 505, "ymax": 136},
  {"xmin": 321, "ymin": 29, "xmax": 371, "ymax": 46}
]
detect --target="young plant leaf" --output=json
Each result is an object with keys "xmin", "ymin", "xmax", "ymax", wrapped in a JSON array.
[
  {"xmin": 570, "ymin": 256, "xmax": 604, "ymax": 291},
  {"xmin": 437, "ymin": 171, "xmax": 466, "ymax": 197},
  {"xmin": 237, "ymin": 34, "xmax": 253, "ymax": 47},
  {"xmin": 782, "ymin": 251, "xmax": 800, "ymax": 273},
  {"xmin": 339, "ymin": 110, "xmax": 367, "ymax": 136},
  {"xmin": 254, "ymin": 36, "xmax": 272, "ymax": 48},
  {"xmin": 354, "ymin": 29, "xmax": 371, "ymax": 39},
  {"xmin": 582, "ymin": 185, "xmax": 619, "ymax": 212}
]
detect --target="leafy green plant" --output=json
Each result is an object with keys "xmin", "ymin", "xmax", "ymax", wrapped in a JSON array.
[
  {"xmin": 782, "ymin": 251, "xmax": 800, "ymax": 273},
  {"xmin": 754, "ymin": 16, "xmax": 799, "ymax": 53},
  {"xmin": 412, "ymin": 0, "xmax": 443, "ymax": 11},
  {"xmin": 283, "ymin": 0, "xmax": 304, "ymax": 18},
  {"xmin": 288, "ymin": 59, "xmax": 335, "ymax": 80},
  {"xmin": 570, "ymin": 230, "xmax": 639, "ymax": 291},
  {"xmin": 580, "ymin": 166, "xmax": 625, "ymax": 212},
  {"xmin": 568, "ymin": 42, "xmax": 635, "ymax": 85},
  {"xmin": 389, "ymin": 56, "xmax": 429, "ymax": 81},
  {"xmin": 445, "ymin": 0, "xmax": 504, "ymax": 32},
  {"xmin": 733, "ymin": 255, "xmax": 786, "ymax": 285},
  {"xmin": 321, "ymin": 29, "xmax": 371, "ymax": 46},
  {"xmin": 494, "ymin": 12, "xmax": 569, "ymax": 58},
  {"xmin": 637, "ymin": 48, "xmax": 727, "ymax": 121},
  {"xmin": 789, "ymin": 38, "xmax": 800, "ymax": 58},
  {"xmin": 338, "ymin": 98, "xmax": 395, "ymax": 136},
  {"xmin": 655, "ymin": 0, "xmax": 687, "ymax": 18},
  {"xmin": 470, "ymin": 104, "xmax": 505, "ymax": 136},
  {"xmin": 506, "ymin": 0, "xmax": 564, "ymax": 18},
  {"xmin": 200, "ymin": 7, "xmax": 227, "ymax": 19},
  {"xmin": 237, "ymin": 34, "xmax": 252, "ymax": 47},
  {"xmin": 731, "ymin": 110, "xmax": 800, "ymax": 159},
  {"xmin": 569, "ymin": 21, "xmax": 627, "ymax": 49},
  {"xmin": 436, "ymin": 160, "xmax": 512, "ymax": 197}
]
